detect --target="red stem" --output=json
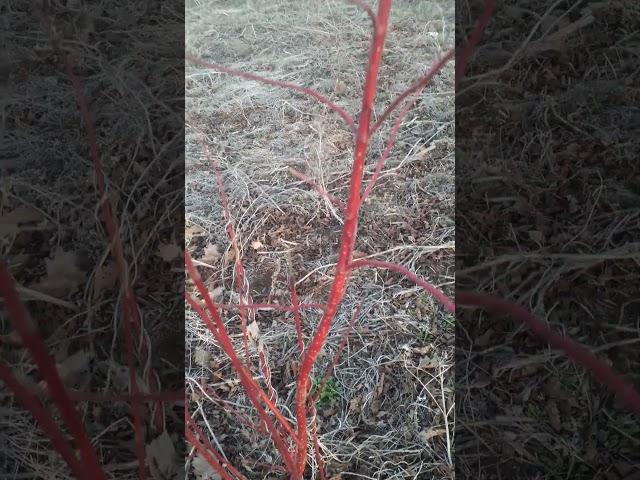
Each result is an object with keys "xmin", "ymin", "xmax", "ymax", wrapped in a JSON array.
[
  {"xmin": 186, "ymin": 55, "xmax": 355, "ymax": 132},
  {"xmin": 455, "ymin": 0, "xmax": 496, "ymax": 87},
  {"xmin": 203, "ymin": 138, "xmax": 252, "ymax": 362},
  {"xmin": 312, "ymin": 305, "xmax": 361, "ymax": 403},
  {"xmin": 289, "ymin": 168, "xmax": 345, "ymax": 210},
  {"xmin": 66, "ymin": 57, "xmax": 150, "ymax": 477},
  {"xmin": 347, "ymin": 0, "xmax": 376, "ymax": 27},
  {"xmin": 186, "ymin": 411, "xmax": 249, "ymax": 480},
  {"xmin": 185, "ymin": 252, "xmax": 297, "ymax": 473},
  {"xmin": 361, "ymin": 99, "xmax": 412, "ymax": 204},
  {"xmin": 291, "ymin": 281, "xmax": 305, "ymax": 353},
  {"xmin": 458, "ymin": 291, "xmax": 640, "ymax": 416},
  {"xmin": 370, "ymin": 50, "xmax": 454, "ymax": 136},
  {"xmin": 0, "ymin": 360, "xmax": 88, "ymax": 479},
  {"xmin": 349, "ymin": 258, "xmax": 454, "ymax": 313},
  {"xmin": 215, "ymin": 302, "xmax": 325, "ymax": 312},
  {"xmin": 309, "ymin": 401, "xmax": 326, "ymax": 480},
  {"xmin": 0, "ymin": 266, "xmax": 105, "ymax": 479},
  {"xmin": 69, "ymin": 391, "xmax": 183, "ymax": 403},
  {"xmin": 294, "ymin": 1, "xmax": 393, "ymax": 476},
  {"xmin": 185, "ymin": 428, "xmax": 234, "ymax": 480}
]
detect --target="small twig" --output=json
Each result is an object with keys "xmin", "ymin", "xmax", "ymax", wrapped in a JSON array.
[
  {"xmin": 458, "ymin": 291, "xmax": 640, "ymax": 416},
  {"xmin": 312, "ymin": 304, "xmax": 361, "ymax": 403},
  {"xmin": 346, "ymin": 0, "xmax": 376, "ymax": 27},
  {"xmin": 186, "ymin": 55, "xmax": 355, "ymax": 132},
  {"xmin": 349, "ymin": 258, "xmax": 454, "ymax": 313},
  {"xmin": 11, "ymin": 285, "xmax": 78, "ymax": 310},
  {"xmin": 370, "ymin": 50, "xmax": 454, "ymax": 136},
  {"xmin": 289, "ymin": 168, "xmax": 345, "ymax": 210},
  {"xmin": 0, "ymin": 360, "xmax": 87, "ymax": 479},
  {"xmin": 455, "ymin": 0, "xmax": 496, "ymax": 87},
  {"xmin": 0, "ymin": 266, "xmax": 105, "ymax": 479}
]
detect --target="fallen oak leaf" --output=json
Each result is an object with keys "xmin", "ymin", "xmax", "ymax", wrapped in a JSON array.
[
  {"xmin": 157, "ymin": 242, "xmax": 182, "ymax": 262},
  {"xmin": 31, "ymin": 248, "xmax": 86, "ymax": 297}
]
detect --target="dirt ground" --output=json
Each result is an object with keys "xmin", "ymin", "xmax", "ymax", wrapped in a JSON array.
[{"xmin": 186, "ymin": 0, "xmax": 455, "ymax": 478}]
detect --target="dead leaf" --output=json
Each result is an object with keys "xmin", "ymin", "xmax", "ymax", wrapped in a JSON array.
[
  {"xmin": 194, "ymin": 348, "xmax": 210, "ymax": 367},
  {"xmin": 420, "ymin": 427, "xmax": 448, "ymax": 442},
  {"xmin": 199, "ymin": 243, "xmax": 221, "ymax": 264},
  {"xmin": 418, "ymin": 355, "xmax": 440, "ymax": 369},
  {"xmin": 147, "ymin": 430, "xmax": 177, "ymax": 480},
  {"xmin": 55, "ymin": 350, "xmax": 94, "ymax": 387},
  {"xmin": 94, "ymin": 262, "xmax": 118, "ymax": 297},
  {"xmin": 546, "ymin": 399, "xmax": 562, "ymax": 432},
  {"xmin": 334, "ymin": 79, "xmax": 347, "ymax": 95},
  {"xmin": 192, "ymin": 454, "xmax": 220, "ymax": 479},
  {"xmin": 247, "ymin": 321, "xmax": 260, "ymax": 346},
  {"xmin": 185, "ymin": 224, "xmax": 204, "ymax": 242},
  {"xmin": 157, "ymin": 242, "xmax": 182, "ymax": 262},
  {"xmin": 0, "ymin": 206, "xmax": 45, "ymax": 237},
  {"xmin": 210, "ymin": 286, "xmax": 224, "ymax": 302},
  {"xmin": 250, "ymin": 240, "xmax": 263, "ymax": 250},
  {"xmin": 32, "ymin": 248, "xmax": 85, "ymax": 297}
]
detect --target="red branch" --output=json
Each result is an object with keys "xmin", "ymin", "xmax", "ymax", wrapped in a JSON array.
[
  {"xmin": 370, "ymin": 50, "xmax": 454, "ymax": 136},
  {"xmin": 458, "ymin": 291, "xmax": 640, "ymax": 415},
  {"xmin": 66, "ymin": 58, "xmax": 147, "ymax": 479},
  {"xmin": 455, "ymin": 0, "xmax": 496, "ymax": 87},
  {"xmin": 289, "ymin": 168, "xmax": 345, "ymax": 210},
  {"xmin": 291, "ymin": 281, "xmax": 305, "ymax": 353},
  {"xmin": 186, "ymin": 55, "xmax": 355, "ymax": 132},
  {"xmin": 347, "ymin": 0, "xmax": 376, "ymax": 27},
  {"xmin": 0, "ymin": 360, "xmax": 87, "ymax": 479},
  {"xmin": 186, "ymin": 411, "xmax": 248, "ymax": 480},
  {"xmin": 0, "ymin": 266, "xmax": 105, "ymax": 479},
  {"xmin": 215, "ymin": 302, "xmax": 325, "ymax": 312},
  {"xmin": 185, "ymin": 252, "xmax": 297, "ymax": 473},
  {"xmin": 312, "ymin": 304, "xmax": 361, "ymax": 403},
  {"xmin": 360, "ymin": 99, "xmax": 411, "ymax": 204},
  {"xmin": 293, "ymin": 1, "xmax": 393, "ymax": 476},
  {"xmin": 350, "ymin": 258, "xmax": 454, "ymax": 313}
]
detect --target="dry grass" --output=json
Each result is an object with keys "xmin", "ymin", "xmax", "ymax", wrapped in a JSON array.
[
  {"xmin": 456, "ymin": 0, "xmax": 640, "ymax": 478},
  {"xmin": 2, "ymin": 1, "xmax": 183, "ymax": 478},
  {"xmin": 186, "ymin": 0, "xmax": 455, "ymax": 478}
]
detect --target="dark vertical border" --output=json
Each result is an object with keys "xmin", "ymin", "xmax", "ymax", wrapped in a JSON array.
[
  {"xmin": 2, "ymin": 0, "xmax": 184, "ymax": 477},
  {"xmin": 456, "ymin": 1, "xmax": 640, "ymax": 478}
]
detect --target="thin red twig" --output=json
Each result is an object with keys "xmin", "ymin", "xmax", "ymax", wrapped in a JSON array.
[
  {"xmin": 186, "ymin": 411, "xmax": 249, "ymax": 480},
  {"xmin": 0, "ymin": 360, "xmax": 87, "ymax": 479},
  {"xmin": 346, "ymin": 0, "xmax": 376, "ymax": 27},
  {"xmin": 291, "ymin": 281, "xmax": 305, "ymax": 353},
  {"xmin": 65, "ymin": 58, "xmax": 147, "ymax": 479},
  {"xmin": 455, "ymin": 0, "xmax": 496, "ymax": 87},
  {"xmin": 312, "ymin": 305, "xmax": 361, "ymax": 403},
  {"xmin": 215, "ymin": 302, "xmax": 325, "ymax": 312},
  {"xmin": 185, "ymin": 428, "xmax": 234, "ymax": 480},
  {"xmin": 202, "ymin": 139, "xmax": 252, "ymax": 362},
  {"xmin": 69, "ymin": 391, "xmax": 183, "ymax": 403},
  {"xmin": 289, "ymin": 168, "xmax": 345, "ymax": 210},
  {"xmin": 458, "ymin": 291, "xmax": 640, "ymax": 416},
  {"xmin": 370, "ymin": 50, "xmax": 454, "ymax": 136},
  {"xmin": 186, "ymin": 55, "xmax": 356, "ymax": 132},
  {"xmin": 360, "ymin": 99, "xmax": 412, "ymax": 204},
  {"xmin": 185, "ymin": 252, "xmax": 297, "ymax": 473},
  {"xmin": 309, "ymin": 401, "xmax": 326, "ymax": 480},
  {"xmin": 0, "ymin": 266, "xmax": 105, "ymax": 479},
  {"xmin": 349, "ymin": 258, "xmax": 455, "ymax": 314}
]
